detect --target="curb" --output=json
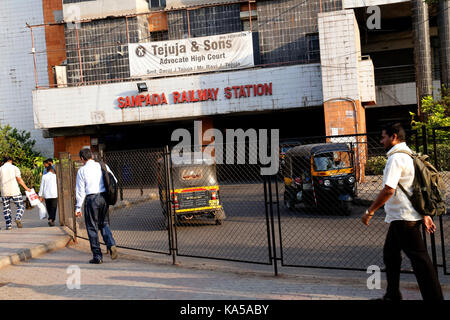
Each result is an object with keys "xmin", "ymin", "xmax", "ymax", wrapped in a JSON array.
[
  {"xmin": 72, "ymin": 237, "xmax": 450, "ymax": 293},
  {"xmin": 0, "ymin": 230, "xmax": 72, "ymax": 270}
]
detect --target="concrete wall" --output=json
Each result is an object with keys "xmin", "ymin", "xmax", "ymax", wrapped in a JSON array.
[
  {"xmin": 63, "ymin": 0, "xmax": 150, "ymax": 21},
  {"xmin": 0, "ymin": 0, "xmax": 53, "ymax": 156},
  {"xmin": 343, "ymin": 0, "xmax": 409, "ymax": 8},
  {"xmin": 165, "ymin": 0, "xmax": 243, "ymax": 10},
  {"xmin": 359, "ymin": 58, "xmax": 376, "ymax": 104},
  {"xmin": 319, "ymin": 10, "xmax": 362, "ymax": 102},
  {"xmin": 33, "ymin": 64, "xmax": 323, "ymax": 129},
  {"xmin": 374, "ymin": 80, "xmax": 441, "ymax": 108}
]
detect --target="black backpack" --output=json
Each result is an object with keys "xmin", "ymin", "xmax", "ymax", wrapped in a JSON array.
[
  {"xmin": 98, "ymin": 161, "xmax": 118, "ymax": 206},
  {"xmin": 394, "ymin": 151, "xmax": 447, "ymax": 217}
]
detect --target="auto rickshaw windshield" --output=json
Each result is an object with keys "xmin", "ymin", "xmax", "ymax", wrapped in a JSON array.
[
  {"xmin": 313, "ymin": 151, "xmax": 352, "ymax": 171},
  {"xmin": 172, "ymin": 164, "xmax": 218, "ymax": 188}
]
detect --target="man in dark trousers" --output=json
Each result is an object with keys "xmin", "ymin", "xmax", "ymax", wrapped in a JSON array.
[
  {"xmin": 361, "ymin": 123, "xmax": 443, "ymax": 300},
  {"xmin": 75, "ymin": 148, "xmax": 118, "ymax": 264}
]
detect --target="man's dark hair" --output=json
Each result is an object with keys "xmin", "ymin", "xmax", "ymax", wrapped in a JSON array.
[
  {"xmin": 44, "ymin": 158, "xmax": 53, "ymax": 165},
  {"xmin": 79, "ymin": 148, "xmax": 93, "ymax": 161},
  {"xmin": 382, "ymin": 123, "xmax": 406, "ymax": 142},
  {"xmin": 3, "ymin": 156, "xmax": 13, "ymax": 163}
]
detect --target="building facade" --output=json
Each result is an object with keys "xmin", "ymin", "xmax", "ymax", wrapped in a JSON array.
[
  {"xmin": 0, "ymin": 0, "xmax": 52, "ymax": 156},
  {"xmin": 30, "ymin": 0, "xmax": 448, "ymax": 159}
]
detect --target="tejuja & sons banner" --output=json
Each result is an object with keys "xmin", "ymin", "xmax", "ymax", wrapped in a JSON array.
[{"xmin": 129, "ymin": 31, "xmax": 255, "ymax": 77}]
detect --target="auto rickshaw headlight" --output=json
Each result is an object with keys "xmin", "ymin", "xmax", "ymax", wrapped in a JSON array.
[
  {"xmin": 323, "ymin": 179, "xmax": 331, "ymax": 187},
  {"xmin": 348, "ymin": 176, "xmax": 355, "ymax": 184}
]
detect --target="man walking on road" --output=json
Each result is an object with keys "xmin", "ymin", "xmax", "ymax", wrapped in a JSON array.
[
  {"xmin": 75, "ymin": 148, "xmax": 118, "ymax": 264},
  {"xmin": 0, "ymin": 156, "xmax": 31, "ymax": 230},
  {"xmin": 361, "ymin": 123, "xmax": 443, "ymax": 300}
]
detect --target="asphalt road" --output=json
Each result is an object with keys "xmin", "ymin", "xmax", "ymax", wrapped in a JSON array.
[{"xmin": 77, "ymin": 182, "xmax": 450, "ymax": 272}]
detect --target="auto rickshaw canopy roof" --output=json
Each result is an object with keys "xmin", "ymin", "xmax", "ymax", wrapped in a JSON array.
[{"xmin": 285, "ymin": 143, "xmax": 351, "ymax": 159}]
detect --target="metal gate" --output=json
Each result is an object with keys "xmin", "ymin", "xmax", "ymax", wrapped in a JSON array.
[{"xmin": 56, "ymin": 128, "xmax": 449, "ymax": 276}]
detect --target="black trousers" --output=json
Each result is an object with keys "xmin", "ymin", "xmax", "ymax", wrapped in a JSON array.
[
  {"xmin": 384, "ymin": 220, "xmax": 443, "ymax": 300},
  {"xmin": 84, "ymin": 193, "xmax": 116, "ymax": 260},
  {"xmin": 45, "ymin": 198, "xmax": 58, "ymax": 221}
]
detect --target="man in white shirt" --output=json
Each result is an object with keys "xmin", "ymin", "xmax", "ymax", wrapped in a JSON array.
[
  {"xmin": 75, "ymin": 148, "xmax": 117, "ymax": 264},
  {"xmin": 0, "ymin": 156, "xmax": 31, "ymax": 230},
  {"xmin": 362, "ymin": 123, "xmax": 443, "ymax": 300},
  {"xmin": 39, "ymin": 164, "xmax": 58, "ymax": 226}
]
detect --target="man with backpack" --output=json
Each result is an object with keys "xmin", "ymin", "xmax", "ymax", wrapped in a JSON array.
[
  {"xmin": 361, "ymin": 123, "xmax": 444, "ymax": 300},
  {"xmin": 75, "ymin": 148, "xmax": 118, "ymax": 264}
]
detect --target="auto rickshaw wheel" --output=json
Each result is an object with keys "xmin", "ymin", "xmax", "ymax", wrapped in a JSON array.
[{"xmin": 215, "ymin": 208, "xmax": 226, "ymax": 225}]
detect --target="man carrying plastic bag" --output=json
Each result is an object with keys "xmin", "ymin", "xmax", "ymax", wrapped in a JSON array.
[{"xmin": 0, "ymin": 156, "xmax": 31, "ymax": 230}]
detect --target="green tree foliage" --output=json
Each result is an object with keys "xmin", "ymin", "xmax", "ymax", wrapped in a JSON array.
[
  {"xmin": 0, "ymin": 125, "xmax": 47, "ymax": 191},
  {"xmin": 410, "ymin": 85, "xmax": 450, "ymax": 141},
  {"xmin": 410, "ymin": 86, "xmax": 449, "ymax": 171},
  {"xmin": 365, "ymin": 156, "xmax": 387, "ymax": 175}
]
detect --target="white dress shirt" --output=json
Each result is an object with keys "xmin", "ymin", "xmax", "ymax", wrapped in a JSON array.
[
  {"xmin": 39, "ymin": 171, "xmax": 58, "ymax": 199},
  {"xmin": 383, "ymin": 142, "xmax": 422, "ymax": 223},
  {"xmin": 75, "ymin": 160, "xmax": 117, "ymax": 211}
]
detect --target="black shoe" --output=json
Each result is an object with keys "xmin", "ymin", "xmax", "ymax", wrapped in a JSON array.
[
  {"xmin": 108, "ymin": 246, "xmax": 118, "ymax": 260},
  {"xmin": 373, "ymin": 293, "xmax": 403, "ymax": 301},
  {"xmin": 89, "ymin": 258, "xmax": 103, "ymax": 264}
]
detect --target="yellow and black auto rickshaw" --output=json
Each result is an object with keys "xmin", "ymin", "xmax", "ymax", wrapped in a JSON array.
[
  {"xmin": 282, "ymin": 143, "xmax": 356, "ymax": 215},
  {"xmin": 158, "ymin": 154, "xmax": 226, "ymax": 225}
]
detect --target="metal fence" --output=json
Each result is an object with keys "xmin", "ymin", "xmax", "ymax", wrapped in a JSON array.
[{"xmin": 57, "ymin": 128, "xmax": 449, "ymax": 276}]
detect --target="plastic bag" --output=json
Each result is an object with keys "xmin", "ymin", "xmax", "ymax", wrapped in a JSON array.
[
  {"xmin": 37, "ymin": 202, "xmax": 48, "ymax": 220},
  {"xmin": 25, "ymin": 188, "xmax": 41, "ymax": 206}
]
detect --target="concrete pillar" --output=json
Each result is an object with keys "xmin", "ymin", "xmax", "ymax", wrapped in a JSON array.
[
  {"xmin": 438, "ymin": 0, "xmax": 450, "ymax": 88},
  {"xmin": 195, "ymin": 117, "xmax": 214, "ymax": 147},
  {"xmin": 411, "ymin": 0, "xmax": 433, "ymax": 119}
]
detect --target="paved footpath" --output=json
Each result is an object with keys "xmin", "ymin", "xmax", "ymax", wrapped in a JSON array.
[{"xmin": 0, "ymin": 208, "xmax": 449, "ymax": 300}]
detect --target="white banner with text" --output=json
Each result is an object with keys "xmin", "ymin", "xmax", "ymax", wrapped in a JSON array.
[{"xmin": 129, "ymin": 31, "xmax": 255, "ymax": 77}]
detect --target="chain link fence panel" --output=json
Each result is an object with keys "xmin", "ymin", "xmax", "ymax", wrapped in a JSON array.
[
  {"xmin": 76, "ymin": 148, "xmax": 171, "ymax": 255},
  {"xmin": 170, "ymin": 142, "xmax": 273, "ymax": 264},
  {"xmin": 276, "ymin": 131, "xmax": 430, "ymax": 271}
]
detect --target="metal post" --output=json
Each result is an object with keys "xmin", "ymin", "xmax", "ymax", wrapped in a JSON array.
[
  {"xmin": 56, "ymin": 161, "xmax": 65, "ymax": 226},
  {"xmin": 248, "ymin": 1, "xmax": 252, "ymax": 32},
  {"xmin": 71, "ymin": 160, "xmax": 78, "ymax": 241},
  {"xmin": 165, "ymin": 146, "xmax": 177, "ymax": 265},
  {"xmin": 433, "ymin": 128, "xmax": 438, "ymax": 170},
  {"xmin": 422, "ymin": 126, "xmax": 438, "ymax": 271},
  {"xmin": 439, "ymin": 215, "xmax": 447, "ymax": 274},
  {"xmin": 415, "ymin": 130, "xmax": 420, "ymax": 153},
  {"xmin": 268, "ymin": 175, "xmax": 278, "ymax": 276},
  {"xmin": 274, "ymin": 173, "xmax": 284, "ymax": 266},
  {"xmin": 29, "ymin": 27, "xmax": 39, "ymax": 88},
  {"xmin": 186, "ymin": 9, "xmax": 191, "ymax": 38},
  {"xmin": 263, "ymin": 176, "xmax": 275, "ymax": 273},
  {"xmin": 422, "ymin": 125, "xmax": 428, "ymax": 155},
  {"xmin": 125, "ymin": 16, "xmax": 130, "ymax": 43},
  {"xmin": 75, "ymin": 28, "xmax": 84, "ymax": 84}
]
